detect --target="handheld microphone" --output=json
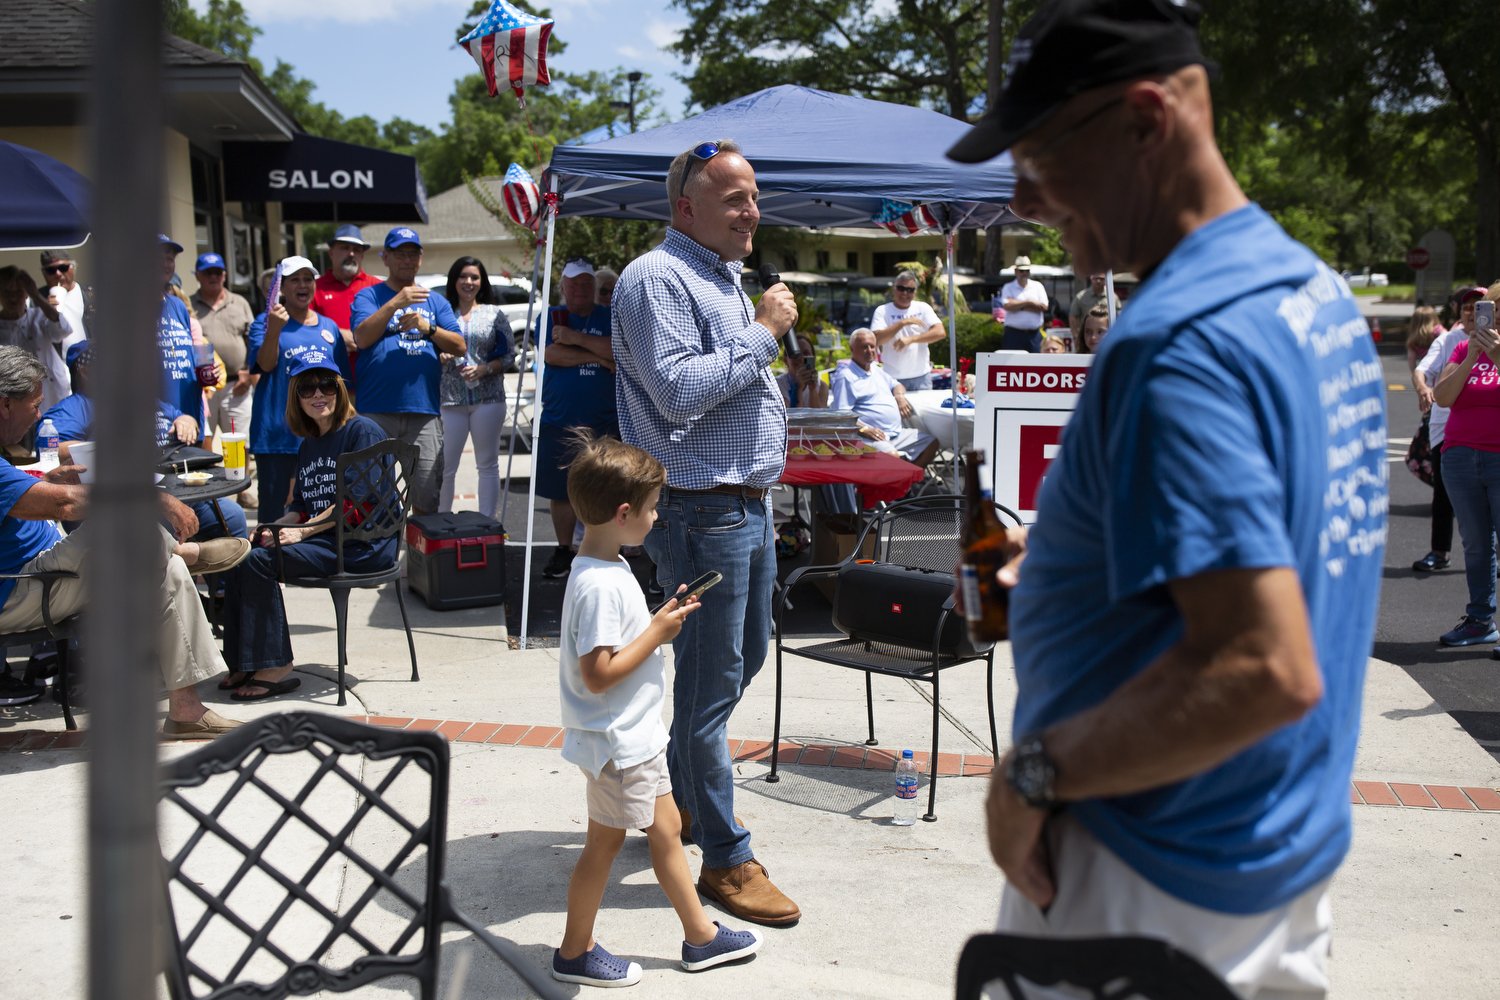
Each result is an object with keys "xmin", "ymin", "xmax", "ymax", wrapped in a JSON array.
[{"xmin": 758, "ymin": 263, "xmax": 800, "ymax": 360}]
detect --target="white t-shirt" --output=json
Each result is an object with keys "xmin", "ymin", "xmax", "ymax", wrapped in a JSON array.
[
  {"xmin": 48, "ymin": 283, "xmax": 87, "ymax": 350},
  {"xmin": 1001, "ymin": 278, "xmax": 1049, "ymax": 331},
  {"xmin": 1419, "ymin": 326, "xmax": 1467, "ymax": 446},
  {"xmin": 870, "ymin": 300, "xmax": 940, "ymax": 379},
  {"xmin": 0, "ymin": 305, "xmax": 71, "ymax": 411},
  {"xmin": 558, "ymin": 556, "xmax": 669, "ymax": 778}
]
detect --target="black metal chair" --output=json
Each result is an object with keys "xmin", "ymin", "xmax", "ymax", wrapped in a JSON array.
[
  {"xmin": 0, "ymin": 569, "xmax": 79, "ymax": 729},
  {"xmin": 768, "ymin": 492, "xmax": 1021, "ymax": 820},
  {"xmin": 157, "ymin": 711, "xmax": 567, "ymax": 1000},
  {"xmin": 270, "ymin": 439, "xmax": 419, "ymax": 706},
  {"xmin": 954, "ymin": 933, "xmax": 1240, "ymax": 999}
]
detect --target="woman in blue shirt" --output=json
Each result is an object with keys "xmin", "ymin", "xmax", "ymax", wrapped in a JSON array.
[
  {"xmin": 247, "ymin": 256, "xmax": 350, "ymax": 524},
  {"xmin": 219, "ymin": 350, "xmax": 392, "ymax": 700}
]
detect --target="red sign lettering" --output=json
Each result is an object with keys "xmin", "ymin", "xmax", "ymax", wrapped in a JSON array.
[
  {"xmin": 988, "ymin": 366, "xmax": 1089, "ymax": 394},
  {"xmin": 1018, "ymin": 424, "xmax": 1064, "ymax": 510}
]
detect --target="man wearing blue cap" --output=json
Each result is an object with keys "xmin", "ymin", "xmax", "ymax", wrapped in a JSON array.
[
  {"xmin": 948, "ymin": 1, "xmax": 1385, "ymax": 993},
  {"xmin": 192, "ymin": 252, "xmax": 257, "ymax": 448},
  {"xmin": 350, "ymin": 227, "xmax": 466, "ymax": 514},
  {"xmin": 315, "ymin": 225, "xmax": 381, "ymax": 358}
]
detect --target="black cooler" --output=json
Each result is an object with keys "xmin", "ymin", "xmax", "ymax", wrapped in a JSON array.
[{"xmin": 405, "ymin": 512, "xmax": 507, "ymax": 610}]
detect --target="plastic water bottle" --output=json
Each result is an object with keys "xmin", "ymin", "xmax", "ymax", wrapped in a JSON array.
[
  {"xmin": 37, "ymin": 418, "xmax": 59, "ymax": 468},
  {"xmin": 893, "ymin": 749, "xmax": 920, "ymax": 826}
]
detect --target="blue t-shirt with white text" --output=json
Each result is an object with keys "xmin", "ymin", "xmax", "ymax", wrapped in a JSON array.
[
  {"xmin": 41, "ymin": 393, "xmax": 184, "ymax": 450},
  {"xmin": 541, "ymin": 304, "xmax": 616, "ymax": 429},
  {"xmin": 287, "ymin": 415, "xmax": 396, "ymax": 565},
  {"xmin": 349, "ymin": 283, "xmax": 457, "ymax": 416},
  {"xmin": 1008, "ymin": 204, "xmax": 1387, "ymax": 915},
  {"xmin": 247, "ymin": 312, "xmax": 351, "ymax": 454},
  {"xmin": 0, "ymin": 459, "xmax": 63, "ymax": 608},
  {"xmin": 159, "ymin": 296, "xmax": 202, "ymax": 429}
]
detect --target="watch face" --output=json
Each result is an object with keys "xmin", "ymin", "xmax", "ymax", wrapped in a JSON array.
[{"xmin": 1010, "ymin": 739, "xmax": 1055, "ymax": 807}]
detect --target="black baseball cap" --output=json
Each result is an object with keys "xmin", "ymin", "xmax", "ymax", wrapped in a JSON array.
[{"xmin": 946, "ymin": 0, "xmax": 1215, "ymax": 164}]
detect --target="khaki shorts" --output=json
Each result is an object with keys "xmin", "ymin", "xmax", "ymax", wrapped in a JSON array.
[{"xmin": 581, "ymin": 751, "xmax": 672, "ymax": 830}]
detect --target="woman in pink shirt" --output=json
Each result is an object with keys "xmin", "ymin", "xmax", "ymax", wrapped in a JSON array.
[{"xmin": 1432, "ymin": 287, "xmax": 1500, "ymax": 647}]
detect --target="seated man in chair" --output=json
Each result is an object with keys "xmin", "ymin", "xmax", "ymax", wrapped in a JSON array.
[
  {"xmin": 0, "ymin": 346, "xmax": 249, "ymax": 737},
  {"xmin": 830, "ymin": 328, "xmax": 939, "ymax": 469}
]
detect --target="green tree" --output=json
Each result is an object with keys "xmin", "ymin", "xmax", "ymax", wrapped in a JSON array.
[{"xmin": 165, "ymin": 0, "xmax": 259, "ymax": 62}]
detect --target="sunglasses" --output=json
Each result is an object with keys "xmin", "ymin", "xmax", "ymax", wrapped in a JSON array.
[
  {"xmin": 42, "ymin": 264, "xmax": 71, "ymax": 274},
  {"xmin": 1012, "ymin": 97, "xmax": 1124, "ymax": 185},
  {"xmin": 893, "ymin": 285, "xmax": 917, "ymax": 293},
  {"xmin": 296, "ymin": 377, "xmax": 340, "ymax": 399},
  {"xmin": 675, "ymin": 141, "xmax": 721, "ymax": 199}
]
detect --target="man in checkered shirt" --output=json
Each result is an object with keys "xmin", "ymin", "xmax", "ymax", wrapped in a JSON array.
[{"xmin": 611, "ymin": 138, "xmax": 802, "ymax": 928}]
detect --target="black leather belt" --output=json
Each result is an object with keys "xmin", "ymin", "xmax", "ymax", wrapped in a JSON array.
[{"xmin": 668, "ymin": 483, "xmax": 769, "ymax": 501}]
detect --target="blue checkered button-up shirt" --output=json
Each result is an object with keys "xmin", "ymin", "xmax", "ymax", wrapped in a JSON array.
[{"xmin": 612, "ymin": 229, "xmax": 787, "ymax": 490}]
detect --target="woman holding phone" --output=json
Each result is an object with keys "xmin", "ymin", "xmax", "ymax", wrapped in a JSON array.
[{"xmin": 1430, "ymin": 286, "xmax": 1500, "ymax": 648}]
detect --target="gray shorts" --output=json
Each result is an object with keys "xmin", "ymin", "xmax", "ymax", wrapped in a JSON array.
[{"xmin": 581, "ymin": 751, "xmax": 672, "ymax": 830}]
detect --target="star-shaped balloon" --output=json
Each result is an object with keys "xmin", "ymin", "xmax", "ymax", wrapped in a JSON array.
[{"xmin": 459, "ymin": 0, "xmax": 554, "ymax": 104}]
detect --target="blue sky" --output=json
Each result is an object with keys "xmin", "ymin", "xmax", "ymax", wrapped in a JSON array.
[{"xmin": 236, "ymin": 0, "xmax": 694, "ymax": 132}]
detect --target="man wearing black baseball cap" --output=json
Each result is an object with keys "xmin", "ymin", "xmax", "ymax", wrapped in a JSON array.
[{"xmin": 951, "ymin": 3, "xmax": 1387, "ymax": 994}]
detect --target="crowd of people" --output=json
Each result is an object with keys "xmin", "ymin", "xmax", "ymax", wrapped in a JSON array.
[{"xmin": 0, "ymin": 0, "xmax": 1475, "ymax": 993}]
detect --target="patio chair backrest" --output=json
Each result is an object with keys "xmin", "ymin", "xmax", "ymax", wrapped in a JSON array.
[
  {"xmin": 857, "ymin": 493, "xmax": 1021, "ymax": 573},
  {"xmin": 331, "ymin": 439, "xmax": 415, "ymax": 575},
  {"xmin": 157, "ymin": 711, "xmax": 563, "ymax": 1000}
]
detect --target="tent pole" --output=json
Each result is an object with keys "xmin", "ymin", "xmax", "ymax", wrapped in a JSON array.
[
  {"xmin": 1105, "ymin": 270, "xmax": 1118, "ymax": 324},
  {"xmin": 945, "ymin": 230, "xmax": 960, "ymax": 485},
  {"xmin": 500, "ymin": 233, "xmax": 547, "ymax": 530},
  {"xmin": 519, "ymin": 176, "xmax": 559, "ymax": 649}
]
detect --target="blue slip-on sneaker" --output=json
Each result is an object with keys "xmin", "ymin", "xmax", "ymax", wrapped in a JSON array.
[
  {"xmin": 1439, "ymin": 616, "xmax": 1499, "ymax": 647},
  {"xmin": 551, "ymin": 943, "xmax": 642, "ymax": 988},
  {"xmin": 681, "ymin": 921, "xmax": 764, "ymax": 972}
]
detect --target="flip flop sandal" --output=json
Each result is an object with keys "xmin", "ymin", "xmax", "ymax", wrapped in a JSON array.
[
  {"xmin": 230, "ymin": 676, "xmax": 302, "ymax": 702},
  {"xmin": 217, "ymin": 672, "xmax": 253, "ymax": 690}
]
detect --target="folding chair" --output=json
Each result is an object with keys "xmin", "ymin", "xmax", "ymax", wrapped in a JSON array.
[
  {"xmin": 157, "ymin": 711, "xmax": 566, "ymax": 999},
  {"xmin": 0, "ymin": 569, "xmax": 79, "ymax": 729}
]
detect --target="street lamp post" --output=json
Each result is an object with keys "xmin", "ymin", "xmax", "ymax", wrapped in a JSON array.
[{"xmin": 609, "ymin": 70, "xmax": 643, "ymax": 133}]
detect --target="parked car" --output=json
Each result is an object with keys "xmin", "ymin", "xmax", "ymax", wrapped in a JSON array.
[
  {"xmin": 1341, "ymin": 270, "xmax": 1390, "ymax": 288},
  {"xmin": 416, "ymin": 273, "xmax": 537, "ymax": 371}
]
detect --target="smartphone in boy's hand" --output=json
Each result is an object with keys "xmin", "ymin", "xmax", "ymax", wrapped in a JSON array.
[{"xmin": 651, "ymin": 570, "xmax": 722, "ymax": 614}]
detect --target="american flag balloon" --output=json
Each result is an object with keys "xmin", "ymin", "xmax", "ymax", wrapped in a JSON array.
[
  {"xmin": 502, "ymin": 163, "xmax": 542, "ymax": 230},
  {"xmin": 459, "ymin": 0, "xmax": 554, "ymax": 103},
  {"xmin": 873, "ymin": 199, "xmax": 939, "ymax": 238}
]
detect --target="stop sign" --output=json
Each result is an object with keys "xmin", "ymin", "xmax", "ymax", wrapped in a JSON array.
[{"xmin": 1407, "ymin": 247, "xmax": 1431, "ymax": 270}]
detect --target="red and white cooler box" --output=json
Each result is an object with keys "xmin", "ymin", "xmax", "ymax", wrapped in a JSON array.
[{"xmin": 405, "ymin": 512, "xmax": 507, "ymax": 610}]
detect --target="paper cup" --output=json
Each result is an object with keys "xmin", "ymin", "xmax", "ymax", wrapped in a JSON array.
[
  {"xmin": 69, "ymin": 441, "xmax": 95, "ymax": 484},
  {"xmin": 221, "ymin": 431, "xmax": 248, "ymax": 481}
]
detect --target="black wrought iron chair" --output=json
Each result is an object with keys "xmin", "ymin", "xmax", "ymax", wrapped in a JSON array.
[
  {"xmin": 0, "ymin": 569, "xmax": 79, "ymax": 729},
  {"xmin": 270, "ymin": 439, "xmax": 419, "ymax": 706},
  {"xmin": 954, "ymin": 933, "xmax": 1240, "ymax": 999},
  {"xmin": 768, "ymin": 492, "xmax": 1021, "ymax": 820},
  {"xmin": 157, "ymin": 711, "xmax": 566, "ymax": 1000}
]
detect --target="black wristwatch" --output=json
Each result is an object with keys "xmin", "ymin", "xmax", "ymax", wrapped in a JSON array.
[{"xmin": 1006, "ymin": 736, "xmax": 1058, "ymax": 810}]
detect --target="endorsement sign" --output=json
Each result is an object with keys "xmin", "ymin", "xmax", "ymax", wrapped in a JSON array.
[{"xmin": 974, "ymin": 352, "xmax": 1093, "ymax": 523}]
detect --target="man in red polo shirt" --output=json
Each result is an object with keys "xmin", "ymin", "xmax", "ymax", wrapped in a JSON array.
[{"xmin": 314, "ymin": 225, "xmax": 382, "ymax": 374}]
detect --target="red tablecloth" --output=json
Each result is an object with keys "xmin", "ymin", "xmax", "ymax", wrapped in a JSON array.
[{"xmin": 780, "ymin": 452, "xmax": 924, "ymax": 507}]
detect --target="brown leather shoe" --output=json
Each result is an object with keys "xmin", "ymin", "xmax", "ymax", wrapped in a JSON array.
[
  {"xmin": 678, "ymin": 806, "xmax": 747, "ymax": 845},
  {"xmin": 697, "ymin": 859, "xmax": 801, "ymax": 926}
]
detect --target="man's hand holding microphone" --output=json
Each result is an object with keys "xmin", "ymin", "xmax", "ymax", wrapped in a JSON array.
[{"xmin": 755, "ymin": 264, "xmax": 799, "ymax": 351}]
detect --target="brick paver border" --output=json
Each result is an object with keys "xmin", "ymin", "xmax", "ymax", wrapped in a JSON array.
[{"xmin": 6, "ymin": 716, "xmax": 1499, "ymax": 812}]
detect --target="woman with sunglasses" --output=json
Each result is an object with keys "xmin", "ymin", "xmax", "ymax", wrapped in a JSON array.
[
  {"xmin": 438, "ymin": 256, "xmax": 511, "ymax": 519},
  {"xmin": 247, "ymin": 256, "xmax": 351, "ymax": 525},
  {"xmin": 218, "ymin": 350, "xmax": 393, "ymax": 701}
]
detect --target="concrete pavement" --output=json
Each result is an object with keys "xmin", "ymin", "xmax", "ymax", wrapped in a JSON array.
[{"xmin": 3, "ymin": 420, "xmax": 1500, "ymax": 997}]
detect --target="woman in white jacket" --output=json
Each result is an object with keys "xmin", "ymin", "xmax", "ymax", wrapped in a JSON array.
[{"xmin": 0, "ymin": 266, "xmax": 71, "ymax": 411}]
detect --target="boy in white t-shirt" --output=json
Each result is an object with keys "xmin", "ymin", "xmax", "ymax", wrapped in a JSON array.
[{"xmin": 552, "ymin": 432, "xmax": 764, "ymax": 988}]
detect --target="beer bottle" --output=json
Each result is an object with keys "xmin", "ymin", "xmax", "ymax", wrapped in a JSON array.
[{"xmin": 959, "ymin": 448, "xmax": 1009, "ymax": 642}]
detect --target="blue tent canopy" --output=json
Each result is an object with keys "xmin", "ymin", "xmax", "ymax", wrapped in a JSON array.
[{"xmin": 546, "ymin": 85, "xmax": 1016, "ymax": 230}]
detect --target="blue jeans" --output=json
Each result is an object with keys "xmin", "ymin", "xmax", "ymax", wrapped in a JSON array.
[
  {"xmin": 644, "ymin": 486, "xmax": 775, "ymax": 869},
  {"xmin": 1437, "ymin": 445, "xmax": 1500, "ymax": 619},
  {"xmin": 222, "ymin": 533, "xmax": 396, "ymax": 671},
  {"xmin": 190, "ymin": 499, "xmax": 248, "ymax": 541},
  {"xmin": 896, "ymin": 372, "xmax": 933, "ymax": 392}
]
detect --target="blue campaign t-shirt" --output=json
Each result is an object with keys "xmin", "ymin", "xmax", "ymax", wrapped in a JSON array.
[
  {"xmin": 541, "ymin": 304, "xmax": 616, "ymax": 429},
  {"xmin": 0, "ymin": 459, "xmax": 64, "ymax": 608},
  {"xmin": 287, "ymin": 415, "xmax": 396, "ymax": 564},
  {"xmin": 348, "ymin": 283, "xmax": 457, "ymax": 416},
  {"xmin": 1009, "ymin": 204, "xmax": 1387, "ymax": 915},
  {"xmin": 247, "ymin": 311, "xmax": 351, "ymax": 455},
  {"xmin": 159, "ymin": 296, "xmax": 203, "ymax": 429},
  {"xmin": 40, "ymin": 394, "xmax": 184, "ymax": 450}
]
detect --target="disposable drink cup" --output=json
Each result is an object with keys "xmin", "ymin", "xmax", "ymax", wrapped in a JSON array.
[
  {"xmin": 193, "ymin": 343, "xmax": 217, "ymax": 387},
  {"xmin": 221, "ymin": 432, "xmax": 247, "ymax": 481},
  {"xmin": 70, "ymin": 441, "xmax": 96, "ymax": 484}
]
